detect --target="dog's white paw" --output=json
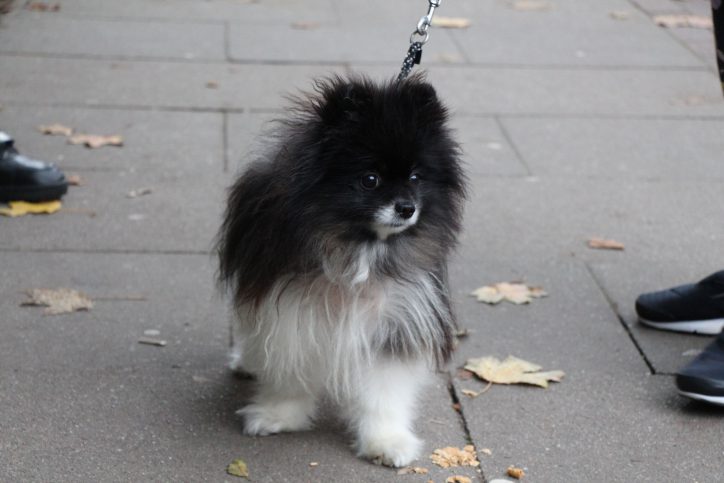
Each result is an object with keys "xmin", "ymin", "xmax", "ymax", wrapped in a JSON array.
[
  {"xmin": 237, "ymin": 401, "xmax": 314, "ymax": 436},
  {"xmin": 356, "ymin": 430, "xmax": 422, "ymax": 467}
]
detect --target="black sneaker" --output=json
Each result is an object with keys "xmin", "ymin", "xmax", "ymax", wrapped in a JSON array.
[
  {"xmin": 635, "ymin": 271, "xmax": 724, "ymax": 335},
  {"xmin": 676, "ymin": 330, "xmax": 724, "ymax": 406},
  {"xmin": 0, "ymin": 132, "xmax": 68, "ymax": 202}
]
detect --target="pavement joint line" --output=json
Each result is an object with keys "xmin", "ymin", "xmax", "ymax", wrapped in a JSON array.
[
  {"xmin": 0, "ymin": 99, "xmax": 246, "ymax": 114},
  {"xmin": 625, "ymin": 0, "xmax": 717, "ymax": 74},
  {"xmin": 222, "ymin": 110, "xmax": 230, "ymax": 173},
  {"xmin": 447, "ymin": 29, "xmax": 472, "ymax": 64},
  {"xmin": 0, "ymin": 248, "xmax": 213, "ymax": 256},
  {"xmin": 8, "ymin": 12, "xmax": 227, "ymax": 25},
  {"xmin": 223, "ymin": 20, "xmax": 231, "ymax": 63},
  {"xmin": 445, "ymin": 372, "xmax": 485, "ymax": 482},
  {"xmin": 493, "ymin": 115, "xmax": 533, "ymax": 177},
  {"xmin": 582, "ymin": 261, "xmax": 657, "ymax": 375},
  {"xmin": 4, "ymin": 99, "xmax": 724, "ymax": 122},
  {"xmin": 0, "ymin": 51, "xmax": 713, "ymax": 72}
]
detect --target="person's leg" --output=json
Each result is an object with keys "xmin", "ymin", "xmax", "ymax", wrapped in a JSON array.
[{"xmin": 0, "ymin": 132, "xmax": 68, "ymax": 202}]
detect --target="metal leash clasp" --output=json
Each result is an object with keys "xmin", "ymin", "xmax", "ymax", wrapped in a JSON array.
[{"xmin": 409, "ymin": 0, "xmax": 442, "ymax": 44}]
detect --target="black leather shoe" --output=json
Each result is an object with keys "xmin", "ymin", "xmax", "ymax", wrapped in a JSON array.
[
  {"xmin": 0, "ymin": 132, "xmax": 68, "ymax": 202},
  {"xmin": 635, "ymin": 271, "xmax": 724, "ymax": 335},
  {"xmin": 676, "ymin": 330, "xmax": 724, "ymax": 406}
]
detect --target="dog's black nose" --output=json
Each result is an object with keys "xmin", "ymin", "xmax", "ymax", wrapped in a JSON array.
[{"xmin": 394, "ymin": 201, "xmax": 416, "ymax": 219}]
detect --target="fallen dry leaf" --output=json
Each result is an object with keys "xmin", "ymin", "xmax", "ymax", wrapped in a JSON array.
[
  {"xmin": 480, "ymin": 448, "xmax": 492, "ymax": 456},
  {"xmin": 465, "ymin": 355, "xmax": 564, "ymax": 388},
  {"xmin": 205, "ymin": 80, "xmax": 219, "ymax": 89},
  {"xmin": 291, "ymin": 20, "xmax": 320, "ymax": 30},
  {"xmin": 587, "ymin": 237, "xmax": 624, "ymax": 250},
  {"xmin": 226, "ymin": 459, "xmax": 249, "ymax": 478},
  {"xmin": 68, "ymin": 134, "xmax": 123, "ymax": 149},
  {"xmin": 430, "ymin": 445, "xmax": 480, "ymax": 469},
  {"xmin": 66, "ymin": 174, "xmax": 84, "ymax": 186},
  {"xmin": 511, "ymin": 0, "xmax": 552, "ymax": 11},
  {"xmin": 37, "ymin": 123, "xmax": 73, "ymax": 136},
  {"xmin": 126, "ymin": 187, "xmax": 153, "ymax": 199},
  {"xmin": 0, "ymin": 200, "xmax": 61, "ymax": 217},
  {"xmin": 609, "ymin": 10, "xmax": 631, "ymax": 20},
  {"xmin": 446, "ymin": 477, "xmax": 472, "ymax": 483},
  {"xmin": 25, "ymin": 2, "xmax": 60, "ymax": 11},
  {"xmin": 471, "ymin": 282, "xmax": 548, "ymax": 305},
  {"xmin": 22, "ymin": 288, "xmax": 93, "ymax": 315},
  {"xmin": 654, "ymin": 14, "xmax": 712, "ymax": 29},
  {"xmin": 397, "ymin": 466, "xmax": 429, "ymax": 475},
  {"xmin": 138, "ymin": 337, "xmax": 167, "ymax": 347},
  {"xmin": 431, "ymin": 16, "xmax": 471, "ymax": 29},
  {"xmin": 461, "ymin": 389, "xmax": 481, "ymax": 398},
  {"xmin": 507, "ymin": 466, "xmax": 526, "ymax": 479}
]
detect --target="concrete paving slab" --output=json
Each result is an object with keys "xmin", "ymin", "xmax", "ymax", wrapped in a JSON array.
[
  {"xmin": 228, "ymin": 22, "xmax": 464, "ymax": 63},
  {"xmin": 455, "ymin": 369, "xmax": 724, "ymax": 482},
  {"xmin": 0, "ymin": 105, "xmax": 223, "ymax": 173},
  {"xmin": 500, "ymin": 117, "xmax": 724, "ymax": 180},
  {"xmin": 6, "ymin": 0, "xmax": 337, "ymax": 24},
  {"xmin": 0, "ymin": 15, "xmax": 225, "ymax": 60},
  {"xmin": 453, "ymin": 174, "xmax": 724, "ymax": 265},
  {"xmin": 447, "ymin": 255, "xmax": 724, "ymax": 482},
  {"xmin": 448, "ymin": 0, "xmax": 703, "ymax": 67},
  {"xmin": 352, "ymin": 64, "xmax": 724, "ymax": 116},
  {"xmin": 0, "ymin": 168, "xmax": 226, "ymax": 252},
  {"xmin": 0, "ymin": 253, "xmax": 226, "ymax": 371},
  {"xmin": 0, "ymin": 57, "xmax": 344, "ymax": 110},
  {"xmin": 0, "ymin": 368, "xmax": 475, "ymax": 482},
  {"xmin": 587, "ymin": 260, "xmax": 724, "ymax": 375}
]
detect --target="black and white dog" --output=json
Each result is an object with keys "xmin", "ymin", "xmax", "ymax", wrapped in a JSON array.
[{"xmin": 217, "ymin": 74, "xmax": 466, "ymax": 467}]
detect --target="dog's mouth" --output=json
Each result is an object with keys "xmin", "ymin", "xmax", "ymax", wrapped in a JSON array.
[{"xmin": 372, "ymin": 204, "xmax": 419, "ymax": 240}]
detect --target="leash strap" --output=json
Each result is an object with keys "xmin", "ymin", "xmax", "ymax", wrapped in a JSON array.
[{"xmin": 397, "ymin": 0, "xmax": 442, "ymax": 81}]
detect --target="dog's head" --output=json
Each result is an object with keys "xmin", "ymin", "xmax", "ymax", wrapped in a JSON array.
[{"xmin": 295, "ymin": 74, "xmax": 465, "ymax": 243}]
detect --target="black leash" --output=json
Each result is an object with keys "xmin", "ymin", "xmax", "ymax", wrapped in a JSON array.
[{"xmin": 397, "ymin": 0, "xmax": 442, "ymax": 82}]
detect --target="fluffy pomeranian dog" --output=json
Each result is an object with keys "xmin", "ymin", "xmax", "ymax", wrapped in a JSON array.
[{"xmin": 217, "ymin": 73, "xmax": 466, "ymax": 467}]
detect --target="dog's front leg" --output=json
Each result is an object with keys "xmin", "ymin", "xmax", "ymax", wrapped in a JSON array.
[
  {"xmin": 348, "ymin": 358, "xmax": 429, "ymax": 467},
  {"xmin": 238, "ymin": 378, "xmax": 320, "ymax": 436}
]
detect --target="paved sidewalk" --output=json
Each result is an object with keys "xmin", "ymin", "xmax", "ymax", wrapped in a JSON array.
[{"xmin": 1, "ymin": 0, "xmax": 723, "ymax": 481}]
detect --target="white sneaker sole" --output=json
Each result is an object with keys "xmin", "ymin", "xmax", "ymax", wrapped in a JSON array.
[
  {"xmin": 638, "ymin": 317, "xmax": 724, "ymax": 335},
  {"xmin": 678, "ymin": 390, "xmax": 724, "ymax": 406}
]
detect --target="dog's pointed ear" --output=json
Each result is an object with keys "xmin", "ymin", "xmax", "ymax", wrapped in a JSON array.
[
  {"xmin": 406, "ymin": 80, "xmax": 438, "ymax": 106},
  {"xmin": 318, "ymin": 81, "xmax": 371, "ymax": 125}
]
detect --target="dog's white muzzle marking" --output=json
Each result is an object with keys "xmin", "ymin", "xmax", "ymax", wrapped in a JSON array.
[{"xmin": 373, "ymin": 203, "xmax": 419, "ymax": 240}]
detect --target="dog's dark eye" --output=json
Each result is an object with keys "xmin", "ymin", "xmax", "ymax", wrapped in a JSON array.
[
  {"xmin": 409, "ymin": 173, "xmax": 420, "ymax": 183},
  {"xmin": 360, "ymin": 173, "xmax": 380, "ymax": 190}
]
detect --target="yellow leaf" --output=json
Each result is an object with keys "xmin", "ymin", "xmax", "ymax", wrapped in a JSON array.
[
  {"xmin": 37, "ymin": 123, "xmax": 73, "ymax": 136},
  {"xmin": 464, "ymin": 355, "xmax": 564, "ymax": 388},
  {"xmin": 471, "ymin": 282, "xmax": 548, "ymax": 305},
  {"xmin": 226, "ymin": 459, "xmax": 249, "ymax": 479},
  {"xmin": 0, "ymin": 200, "xmax": 61, "ymax": 217},
  {"xmin": 587, "ymin": 237, "xmax": 624, "ymax": 250},
  {"xmin": 653, "ymin": 14, "xmax": 712, "ymax": 29},
  {"xmin": 431, "ymin": 16, "xmax": 471, "ymax": 29},
  {"xmin": 21, "ymin": 288, "xmax": 93, "ymax": 315},
  {"xmin": 446, "ymin": 477, "xmax": 472, "ymax": 483},
  {"xmin": 68, "ymin": 134, "xmax": 123, "ymax": 149},
  {"xmin": 430, "ymin": 445, "xmax": 480, "ymax": 468},
  {"xmin": 511, "ymin": 0, "xmax": 553, "ymax": 11},
  {"xmin": 507, "ymin": 465, "xmax": 526, "ymax": 479}
]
